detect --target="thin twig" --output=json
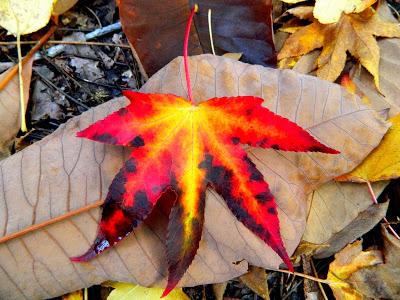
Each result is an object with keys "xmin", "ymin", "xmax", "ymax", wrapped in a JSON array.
[
  {"xmin": 0, "ymin": 25, "xmax": 57, "ymax": 90},
  {"xmin": 0, "ymin": 200, "xmax": 103, "ymax": 244},
  {"xmin": 282, "ymin": 280, "xmax": 302, "ymax": 300},
  {"xmin": 270, "ymin": 269, "xmax": 333, "ymax": 285},
  {"xmin": 0, "ymin": 40, "xmax": 130, "ymax": 48},
  {"xmin": 85, "ymin": 6, "xmax": 102, "ymax": 28},
  {"xmin": 366, "ymin": 181, "xmax": 400, "ymax": 239},
  {"xmin": 310, "ymin": 259, "xmax": 329, "ymax": 300},
  {"xmin": 42, "ymin": 22, "xmax": 122, "ymax": 59}
]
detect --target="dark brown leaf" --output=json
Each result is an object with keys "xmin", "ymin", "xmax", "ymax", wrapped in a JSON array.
[{"xmin": 119, "ymin": 0, "xmax": 275, "ymax": 76}]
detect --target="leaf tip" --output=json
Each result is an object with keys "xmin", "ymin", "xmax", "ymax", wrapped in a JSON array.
[
  {"xmin": 70, "ymin": 249, "xmax": 97, "ymax": 262},
  {"xmin": 75, "ymin": 130, "xmax": 85, "ymax": 138},
  {"xmin": 122, "ymin": 90, "xmax": 139, "ymax": 103},
  {"xmin": 311, "ymin": 144, "xmax": 340, "ymax": 155},
  {"xmin": 161, "ymin": 282, "xmax": 176, "ymax": 298}
]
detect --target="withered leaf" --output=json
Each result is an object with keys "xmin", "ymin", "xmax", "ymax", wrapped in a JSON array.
[
  {"xmin": 278, "ymin": 8, "xmax": 400, "ymax": 88},
  {"xmin": 0, "ymin": 55, "xmax": 388, "ymax": 299},
  {"xmin": 119, "ymin": 0, "xmax": 275, "ymax": 76}
]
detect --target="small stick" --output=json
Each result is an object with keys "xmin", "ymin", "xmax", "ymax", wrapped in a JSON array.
[
  {"xmin": 42, "ymin": 22, "xmax": 122, "ymax": 59},
  {"xmin": 0, "ymin": 25, "xmax": 57, "ymax": 91},
  {"xmin": 208, "ymin": 9, "xmax": 216, "ymax": 55},
  {"xmin": 0, "ymin": 200, "xmax": 104, "ymax": 244},
  {"xmin": 366, "ymin": 180, "xmax": 400, "ymax": 239},
  {"xmin": 271, "ymin": 268, "xmax": 333, "ymax": 285}
]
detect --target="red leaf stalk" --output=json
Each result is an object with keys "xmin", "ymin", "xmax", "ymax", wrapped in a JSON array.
[{"xmin": 184, "ymin": 4, "xmax": 198, "ymax": 105}]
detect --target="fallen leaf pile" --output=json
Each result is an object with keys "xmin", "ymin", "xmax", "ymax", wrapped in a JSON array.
[
  {"xmin": 0, "ymin": 55, "xmax": 388, "ymax": 299},
  {"xmin": 1, "ymin": 0, "xmax": 400, "ymax": 298},
  {"xmin": 278, "ymin": 4, "xmax": 400, "ymax": 87},
  {"xmin": 326, "ymin": 226, "xmax": 400, "ymax": 299}
]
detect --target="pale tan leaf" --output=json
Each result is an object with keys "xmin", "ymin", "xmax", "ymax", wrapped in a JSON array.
[
  {"xmin": 275, "ymin": 6, "xmax": 314, "ymax": 22},
  {"xmin": 351, "ymin": 38, "xmax": 400, "ymax": 117},
  {"xmin": 293, "ymin": 50, "xmax": 320, "ymax": 74},
  {"xmin": 0, "ymin": 55, "xmax": 389, "ymax": 299},
  {"xmin": 303, "ymin": 180, "xmax": 389, "ymax": 258},
  {"xmin": 0, "ymin": 57, "xmax": 33, "ymax": 159}
]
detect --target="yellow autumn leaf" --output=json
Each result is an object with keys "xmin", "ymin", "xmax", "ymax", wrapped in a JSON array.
[
  {"xmin": 222, "ymin": 52, "xmax": 243, "ymax": 61},
  {"xmin": 104, "ymin": 282, "xmax": 190, "ymax": 300},
  {"xmin": 0, "ymin": 0, "xmax": 56, "ymax": 35},
  {"xmin": 337, "ymin": 114, "xmax": 400, "ymax": 182},
  {"xmin": 327, "ymin": 240, "xmax": 383, "ymax": 300},
  {"xmin": 314, "ymin": 0, "xmax": 377, "ymax": 24},
  {"xmin": 278, "ymin": 8, "xmax": 400, "ymax": 88}
]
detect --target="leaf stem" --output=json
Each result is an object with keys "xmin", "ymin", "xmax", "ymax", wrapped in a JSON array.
[
  {"xmin": 184, "ymin": 4, "xmax": 198, "ymax": 105},
  {"xmin": 271, "ymin": 268, "xmax": 333, "ymax": 285},
  {"xmin": 366, "ymin": 180, "xmax": 400, "ymax": 240}
]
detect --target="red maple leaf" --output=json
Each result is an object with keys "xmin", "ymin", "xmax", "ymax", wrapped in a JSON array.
[
  {"xmin": 71, "ymin": 90, "xmax": 339, "ymax": 295},
  {"xmin": 71, "ymin": 5, "xmax": 339, "ymax": 297}
]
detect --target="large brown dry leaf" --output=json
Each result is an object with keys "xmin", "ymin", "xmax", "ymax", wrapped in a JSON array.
[
  {"xmin": 349, "ymin": 226, "xmax": 400, "ymax": 299},
  {"xmin": 278, "ymin": 8, "xmax": 400, "ymax": 88},
  {"xmin": 0, "ymin": 58, "xmax": 33, "ymax": 159},
  {"xmin": 119, "ymin": 0, "xmax": 275, "ymax": 76},
  {"xmin": 303, "ymin": 181, "xmax": 388, "ymax": 258},
  {"xmin": 0, "ymin": 55, "xmax": 388, "ymax": 299}
]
